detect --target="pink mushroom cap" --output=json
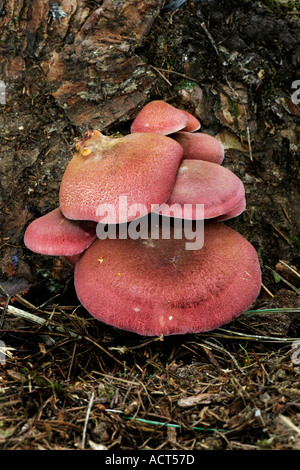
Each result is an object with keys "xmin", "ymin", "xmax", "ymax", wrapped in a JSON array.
[
  {"xmin": 74, "ymin": 221, "xmax": 261, "ymax": 336},
  {"xmin": 171, "ymin": 132, "xmax": 224, "ymax": 164},
  {"xmin": 59, "ymin": 130, "xmax": 183, "ymax": 224},
  {"xmin": 65, "ymin": 254, "xmax": 81, "ymax": 266},
  {"xmin": 215, "ymin": 197, "xmax": 247, "ymax": 222},
  {"xmin": 130, "ymin": 100, "xmax": 189, "ymax": 135},
  {"xmin": 24, "ymin": 207, "xmax": 97, "ymax": 256},
  {"xmin": 180, "ymin": 110, "xmax": 201, "ymax": 132},
  {"xmin": 154, "ymin": 160, "xmax": 245, "ymax": 220}
]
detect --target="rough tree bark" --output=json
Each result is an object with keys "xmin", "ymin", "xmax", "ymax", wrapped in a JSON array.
[{"xmin": 0, "ymin": 0, "xmax": 162, "ymax": 129}]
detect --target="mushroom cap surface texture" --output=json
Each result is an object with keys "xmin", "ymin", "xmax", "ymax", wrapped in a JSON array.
[
  {"xmin": 24, "ymin": 207, "xmax": 97, "ymax": 256},
  {"xmin": 59, "ymin": 130, "xmax": 183, "ymax": 224},
  {"xmin": 155, "ymin": 160, "xmax": 245, "ymax": 220},
  {"xmin": 130, "ymin": 100, "xmax": 189, "ymax": 135},
  {"xmin": 74, "ymin": 222, "xmax": 261, "ymax": 336},
  {"xmin": 171, "ymin": 132, "xmax": 224, "ymax": 164}
]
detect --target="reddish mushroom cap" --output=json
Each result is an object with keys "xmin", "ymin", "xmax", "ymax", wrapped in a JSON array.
[
  {"xmin": 65, "ymin": 254, "xmax": 81, "ymax": 266},
  {"xmin": 24, "ymin": 207, "xmax": 97, "ymax": 256},
  {"xmin": 180, "ymin": 110, "xmax": 201, "ymax": 132},
  {"xmin": 130, "ymin": 100, "xmax": 189, "ymax": 135},
  {"xmin": 215, "ymin": 197, "xmax": 246, "ymax": 222},
  {"xmin": 171, "ymin": 132, "xmax": 224, "ymax": 164},
  {"xmin": 59, "ymin": 130, "xmax": 183, "ymax": 224},
  {"xmin": 154, "ymin": 160, "xmax": 245, "ymax": 220},
  {"xmin": 74, "ymin": 221, "xmax": 261, "ymax": 336}
]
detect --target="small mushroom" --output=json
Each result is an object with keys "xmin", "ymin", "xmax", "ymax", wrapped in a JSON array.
[
  {"xmin": 179, "ymin": 109, "xmax": 201, "ymax": 132},
  {"xmin": 59, "ymin": 130, "xmax": 183, "ymax": 224},
  {"xmin": 74, "ymin": 221, "xmax": 261, "ymax": 336},
  {"xmin": 171, "ymin": 132, "xmax": 224, "ymax": 164},
  {"xmin": 215, "ymin": 197, "xmax": 246, "ymax": 222},
  {"xmin": 154, "ymin": 160, "xmax": 245, "ymax": 220},
  {"xmin": 130, "ymin": 100, "xmax": 190, "ymax": 135},
  {"xmin": 24, "ymin": 207, "xmax": 97, "ymax": 256},
  {"xmin": 65, "ymin": 254, "xmax": 81, "ymax": 267}
]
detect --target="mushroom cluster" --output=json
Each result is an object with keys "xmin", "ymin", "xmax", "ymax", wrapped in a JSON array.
[{"xmin": 24, "ymin": 100, "xmax": 261, "ymax": 336}]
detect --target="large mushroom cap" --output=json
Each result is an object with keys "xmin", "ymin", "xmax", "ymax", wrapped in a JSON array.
[
  {"xmin": 59, "ymin": 130, "xmax": 183, "ymax": 224},
  {"xmin": 171, "ymin": 132, "xmax": 224, "ymax": 164},
  {"xmin": 24, "ymin": 207, "xmax": 97, "ymax": 256},
  {"xmin": 74, "ymin": 221, "xmax": 261, "ymax": 336},
  {"xmin": 130, "ymin": 100, "xmax": 189, "ymax": 135},
  {"xmin": 155, "ymin": 160, "xmax": 245, "ymax": 220}
]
